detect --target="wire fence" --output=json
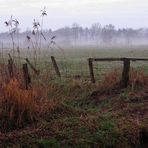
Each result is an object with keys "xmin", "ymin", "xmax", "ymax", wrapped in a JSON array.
[{"xmin": 1, "ymin": 47, "xmax": 148, "ymax": 84}]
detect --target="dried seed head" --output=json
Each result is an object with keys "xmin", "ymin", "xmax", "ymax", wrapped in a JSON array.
[
  {"xmin": 41, "ymin": 6, "xmax": 47, "ymax": 16},
  {"xmin": 26, "ymin": 35, "xmax": 31, "ymax": 41},
  {"xmin": 32, "ymin": 30, "xmax": 36, "ymax": 35},
  {"xmin": 13, "ymin": 19, "xmax": 19, "ymax": 27},
  {"xmin": 51, "ymin": 41, "xmax": 56, "ymax": 45},
  {"xmin": 33, "ymin": 19, "xmax": 40, "ymax": 29},
  {"xmin": 4, "ymin": 21, "xmax": 9, "ymax": 26},
  {"xmin": 51, "ymin": 35, "xmax": 56, "ymax": 40}
]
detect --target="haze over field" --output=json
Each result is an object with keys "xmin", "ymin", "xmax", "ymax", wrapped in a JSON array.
[
  {"xmin": 1, "ymin": 0, "xmax": 148, "ymax": 47},
  {"xmin": 0, "ymin": 1, "xmax": 148, "ymax": 147}
]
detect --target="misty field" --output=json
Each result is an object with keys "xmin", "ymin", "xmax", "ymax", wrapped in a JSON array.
[
  {"xmin": 1, "ymin": 1, "xmax": 148, "ymax": 147},
  {"xmin": 3, "ymin": 45, "xmax": 148, "ymax": 77},
  {"xmin": 0, "ymin": 46, "xmax": 148, "ymax": 147}
]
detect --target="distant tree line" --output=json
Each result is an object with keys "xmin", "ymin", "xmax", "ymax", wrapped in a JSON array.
[{"xmin": 1, "ymin": 23, "xmax": 148, "ymax": 47}]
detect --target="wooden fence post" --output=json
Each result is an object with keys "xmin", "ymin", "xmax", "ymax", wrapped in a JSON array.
[
  {"xmin": 88, "ymin": 58, "xmax": 95, "ymax": 83},
  {"xmin": 8, "ymin": 59, "xmax": 14, "ymax": 78},
  {"xmin": 121, "ymin": 58, "xmax": 130, "ymax": 88},
  {"xmin": 51, "ymin": 56, "xmax": 61, "ymax": 77},
  {"xmin": 8, "ymin": 53, "xmax": 12, "ymax": 60},
  {"xmin": 23, "ymin": 63, "xmax": 31, "ymax": 89},
  {"xmin": 25, "ymin": 58, "xmax": 40, "ymax": 75}
]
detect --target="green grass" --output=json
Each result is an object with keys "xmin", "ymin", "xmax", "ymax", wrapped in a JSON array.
[
  {"xmin": 1, "ymin": 45, "xmax": 147, "ymax": 85},
  {"xmin": 37, "ymin": 139, "xmax": 60, "ymax": 148},
  {"xmin": 36, "ymin": 46, "xmax": 148, "ymax": 79},
  {"xmin": 0, "ymin": 45, "xmax": 148, "ymax": 147}
]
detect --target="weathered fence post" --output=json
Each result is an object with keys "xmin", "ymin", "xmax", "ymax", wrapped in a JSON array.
[
  {"xmin": 121, "ymin": 58, "xmax": 130, "ymax": 88},
  {"xmin": 8, "ymin": 58, "xmax": 14, "ymax": 78},
  {"xmin": 51, "ymin": 56, "xmax": 61, "ymax": 77},
  {"xmin": 88, "ymin": 58, "xmax": 95, "ymax": 83},
  {"xmin": 23, "ymin": 63, "xmax": 31, "ymax": 89},
  {"xmin": 8, "ymin": 53, "xmax": 12, "ymax": 60},
  {"xmin": 25, "ymin": 58, "xmax": 40, "ymax": 75}
]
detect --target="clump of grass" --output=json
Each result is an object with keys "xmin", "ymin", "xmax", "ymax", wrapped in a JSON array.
[
  {"xmin": 97, "ymin": 69, "xmax": 121, "ymax": 91},
  {"xmin": 0, "ymin": 78, "xmax": 50, "ymax": 132},
  {"xmin": 0, "ymin": 79, "xmax": 37, "ymax": 131},
  {"xmin": 96, "ymin": 69, "xmax": 148, "ymax": 91},
  {"xmin": 129, "ymin": 68, "xmax": 148, "ymax": 90}
]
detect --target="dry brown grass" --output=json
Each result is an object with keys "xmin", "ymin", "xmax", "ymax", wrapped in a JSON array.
[
  {"xmin": 96, "ymin": 69, "xmax": 148, "ymax": 91},
  {"xmin": 129, "ymin": 68, "xmax": 148, "ymax": 90},
  {"xmin": 0, "ymin": 78, "xmax": 53, "ymax": 132},
  {"xmin": 96, "ymin": 69, "xmax": 121, "ymax": 91}
]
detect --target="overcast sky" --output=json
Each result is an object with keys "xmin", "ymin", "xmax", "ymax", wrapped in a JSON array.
[{"xmin": 0, "ymin": 0, "xmax": 148, "ymax": 32}]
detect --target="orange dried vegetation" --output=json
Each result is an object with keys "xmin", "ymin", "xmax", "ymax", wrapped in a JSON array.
[
  {"xmin": 97, "ymin": 69, "xmax": 121, "ymax": 90},
  {"xmin": 97, "ymin": 69, "xmax": 148, "ymax": 91},
  {"xmin": 0, "ymin": 79, "xmax": 54, "ymax": 131}
]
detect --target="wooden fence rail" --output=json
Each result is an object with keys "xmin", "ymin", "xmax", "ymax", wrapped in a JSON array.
[{"xmin": 88, "ymin": 57, "xmax": 148, "ymax": 88}]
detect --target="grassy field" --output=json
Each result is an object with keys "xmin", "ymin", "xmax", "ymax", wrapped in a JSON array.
[
  {"xmin": 31, "ymin": 45, "xmax": 148, "ymax": 81},
  {"xmin": 0, "ymin": 45, "xmax": 148, "ymax": 147}
]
